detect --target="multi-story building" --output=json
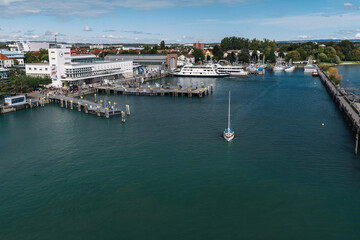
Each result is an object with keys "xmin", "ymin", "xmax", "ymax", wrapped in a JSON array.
[
  {"xmin": 25, "ymin": 47, "xmax": 133, "ymax": 88},
  {"xmin": 0, "ymin": 50, "xmax": 25, "ymax": 65},
  {"xmin": 193, "ymin": 42, "xmax": 205, "ymax": 50},
  {"xmin": 0, "ymin": 54, "xmax": 14, "ymax": 68},
  {"xmin": 16, "ymin": 41, "xmax": 72, "ymax": 53}
]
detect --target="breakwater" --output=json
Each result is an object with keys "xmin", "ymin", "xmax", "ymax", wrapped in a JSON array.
[{"xmin": 317, "ymin": 65, "xmax": 360, "ymax": 154}]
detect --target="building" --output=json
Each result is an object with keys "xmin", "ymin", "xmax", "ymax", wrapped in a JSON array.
[
  {"xmin": 16, "ymin": 41, "xmax": 71, "ymax": 53},
  {"xmin": 0, "ymin": 54, "xmax": 14, "ymax": 68},
  {"xmin": 0, "ymin": 68, "xmax": 9, "ymax": 83},
  {"xmin": 90, "ymin": 44, "xmax": 104, "ymax": 50},
  {"xmin": 0, "ymin": 50, "xmax": 25, "ymax": 65},
  {"xmin": 105, "ymin": 54, "xmax": 177, "ymax": 71},
  {"xmin": 177, "ymin": 55, "xmax": 195, "ymax": 66},
  {"xmin": 25, "ymin": 47, "xmax": 133, "ymax": 88},
  {"xmin": 193, "ymin": 42, "xmax": 205, "ymax": 50}
]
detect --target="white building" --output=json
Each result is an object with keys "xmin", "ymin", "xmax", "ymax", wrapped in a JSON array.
[
  {"xmin": 0, "ymin": 53, "xmax": 14, "ymax": 68},
  {"xmin": 26, "ymin": 47, "xmax": 133, "ymax": 88},
  {"xmin": 16, "ymin": 41, "xmax": 72, "ymax": 53},
  {"xmin": 0, "ymin": 50, "xmax": 25, "ymax": 65}
]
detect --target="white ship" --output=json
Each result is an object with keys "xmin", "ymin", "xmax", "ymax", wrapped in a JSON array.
[
  {"xmin": 215, "ymin": 63, "xmax": 248, "ymax": 77},
  {"xmin": 304, "ymin": 57, "xmax": 316, "ymax": 73},
  {"xmin": 173, "ymin": 64, "xmax": 230, "ymax": 77}
]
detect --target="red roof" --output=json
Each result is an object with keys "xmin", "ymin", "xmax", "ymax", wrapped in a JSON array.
[{"xmin": 0, "ymin": 53, "xmax": 9, "ymax": 60}]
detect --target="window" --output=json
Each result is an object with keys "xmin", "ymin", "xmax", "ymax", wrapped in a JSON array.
[{"xmin": 29, "ymin": 67, "xmax": 32, "ymax": 70}]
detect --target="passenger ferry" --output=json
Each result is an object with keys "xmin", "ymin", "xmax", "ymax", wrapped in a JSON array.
[
  {"xmin": 173, "ymin": 64, "xmax": 230, "ymax": 77},
  {"xmin": 215, "ymin": 64, "xmax": 249, "ymax": 77}
]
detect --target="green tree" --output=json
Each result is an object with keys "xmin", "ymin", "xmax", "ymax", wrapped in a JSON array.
[
  {"xmin": 160, "ymin": 40, "xmax": 165, "ymax": 49},
  {"xmin": 24, "ymin": 52, "xmax": 38, "ymax": 63},
  {"xmin": 0, "ymin": 81, "xmax": 11, "ymax": 95},
  {"xmin": 285, "ymin": 51, "xmax": 300, "ymax": 62},
  {"xmin": 192, "ymin": 48, "xmax": 205, "ymax": 63},
  {"xmin": 318, "ymin": 53, "xmax": 328, "ymax": 62},
  {"xmin": 238, "ymin": 49, "xmax": 250, "ymax": 63}
]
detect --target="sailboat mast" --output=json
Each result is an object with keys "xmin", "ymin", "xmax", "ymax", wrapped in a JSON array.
[{"xmin": 228, "ymin": 91, "xmax": 231, "ymax": 129}]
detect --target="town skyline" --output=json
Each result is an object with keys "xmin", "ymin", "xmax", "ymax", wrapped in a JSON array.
[{"xmin": 1, "ymin": 0, "xmax": 360, "ymax": 44}]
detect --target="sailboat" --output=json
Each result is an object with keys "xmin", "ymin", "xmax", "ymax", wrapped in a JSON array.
[{"xmin": 223, "ymin": 91, "xmax": 235, "ymax": 141}]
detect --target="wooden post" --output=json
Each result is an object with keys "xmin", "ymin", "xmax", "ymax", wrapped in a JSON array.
[
  {"xmin": 126, "ymin": 105, "xmax": 130, "ymax": 115},
  {"xmin": 65, "ymin": 100, "xmax": 68, "ymax": 108},
  {"xmin": 78, "ymin": 102, "xmax": 81, "ymax": 112},
  {"xmin": 70, "ymin": 100, "xmax": 73, "ymax": 110},
  {"xmin": 105, "ymin": 108, "xmax": 109, "ymax": 118},
  {"xmin": 121, "ymin": 111, "xmax": 126, "ymax": 123},
  {"xmin": 94, "ymin": 93, "xmax": 97, "ymax": 102},
  {"xmin": 60, "ymin": 98, "xmax": 64, "ymax": 108},
  {"xmin": 29, "ymin": 99, "xmax": 32, "ymax": 108},
  {"xmin": 210, "ymin": 84, "xmax": 214, "ymax": 94},
  {"xmin": 100, "ymin": 100, "xmax": 104, "ymax": 107},
  {"xmin": 97, "ymin": 106, "xmax": 101, "ymax": 117},
  {"xmin": 85, "ymin": 104, "xmax": 88, "ymax": 114}
]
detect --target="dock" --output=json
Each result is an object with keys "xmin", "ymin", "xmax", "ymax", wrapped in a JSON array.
[
  {"xmin": 317, "ymin": 65, "xmax": 360, "ymax": 154},
  {"xmin": 48, "ymin": 95, "xmax": 128, "ymax": 119},
  {"xmin": 95, "ymin": 84, "xmax": 213, "ymax": 97}
]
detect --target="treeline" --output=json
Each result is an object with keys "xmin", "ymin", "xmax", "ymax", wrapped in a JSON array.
[
  {"xmin": 212, "ymin": 37, "xmax": 278, "ymax": 63},
  {"xmin": 279, "ymin": 40, "xmax": 360, "ymax": 63},
  {"xmin": 0, "ymin": 68, "xmax": 52, "ymax": 94}
]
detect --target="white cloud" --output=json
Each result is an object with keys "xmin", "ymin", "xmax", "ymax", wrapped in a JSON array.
[
  {"xmin": 102, "ymin": 34, "xmax": 124, "ymax": 39},
  {"xmin": 297, "ymin": 35, "xmax": 311, "ymax": 39},
  {"xmin": 355, "ymin": 33, "xmax": 360, "ymax": 38},
  {"xmin": 0, "ymin": 0, "xmax": 248, "ymax": 17},
  {"xmin": 344, "ymin": 3, "xmax": 353, "ymax": 6},
  {"xmin": 83, "ymin": 26, "xmax": 92, "ymax": 31}
]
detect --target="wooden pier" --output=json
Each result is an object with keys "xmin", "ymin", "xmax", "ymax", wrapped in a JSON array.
[
  {"xmin": 48, "ymin": 95, "xmax": 126, "ymax": 119},
  {"xmin": 95, "ymin": 84, "xmax": 213, "ymax": 97},
  {"xmin": 317, "ymin": 65, "xmax": 360, "ymax": 154}
]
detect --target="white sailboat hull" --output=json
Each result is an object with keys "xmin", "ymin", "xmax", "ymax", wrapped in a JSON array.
[{"xmin": 223, "ymin": 132, "xmax": 235, "ymax": 141}]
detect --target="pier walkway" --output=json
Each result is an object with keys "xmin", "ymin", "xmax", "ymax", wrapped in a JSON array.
[
  {"xmin": 95, "ymin": 84, "xmax": 213, "ymax": 97},
  {"xmin": 317, "ymin": 65, "xmax": 360, "ymax": 153},
  {"xmin": 48, "ymin": 95, "xmax": 128, "ymax": 120}
]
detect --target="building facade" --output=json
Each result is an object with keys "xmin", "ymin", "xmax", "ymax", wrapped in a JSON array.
[
  {"xmin": 0, "ymin": 50, "xmax": 25, "ymax": 65},
  {"xmin": 25, "ymin": 47, "xmax": 133, "ymax": 88},
  {"xmin": 105, "ymin": 54, "xmax": 177, "ymax": 71},
  {"xmin": 193, "ymin": 43, "xmax": 205, "ymax": 50}
]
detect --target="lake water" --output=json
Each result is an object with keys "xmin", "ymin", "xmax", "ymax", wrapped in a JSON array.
[{"xmin": 1, "ymin": 69, "xmax": 360, "ymax": 239}]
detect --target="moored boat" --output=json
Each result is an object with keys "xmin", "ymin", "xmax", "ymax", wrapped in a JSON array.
[{"xmin": 173, "ymin": 64, "xmax": 230, "ymax": 77}]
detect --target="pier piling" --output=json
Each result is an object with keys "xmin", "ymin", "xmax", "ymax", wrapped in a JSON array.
[
  {"xmin": 121, "ymin": 111, "xmax": 126, "ymax": 123},
  {"xmin": 126, "ymin": 105, "xmax": 130, "ymax": 115},
  {"xmin": 78, "ymin": 102, "xmax": 81, "ymax": 112}
]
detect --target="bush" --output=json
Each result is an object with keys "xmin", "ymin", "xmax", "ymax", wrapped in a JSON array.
[{"xmin": 319, "ymin": 64, "xmax": 329, "ymax": 71}]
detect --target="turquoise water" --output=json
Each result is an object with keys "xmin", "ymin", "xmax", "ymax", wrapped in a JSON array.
[{"xmin": 1, "ymin": 69, "xmax": 360, "ymax": 239}]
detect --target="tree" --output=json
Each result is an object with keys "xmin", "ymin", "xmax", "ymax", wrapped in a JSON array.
[
  {"xmin": 238, "ymin": 49, "xmax": 250, "ymax": 63},
  {"xmin": 0, "ymin": 81, "xmax": 11, "ymax": 95},
  {"xmin": 266, "ymin": 50, "xmax": 276, "ymax": 63},
  {"xmin": 349, "ymin": 47, "xmax": 360, "ymax": 61},
  {"xmin": 24, "ymin": 52, "xmax": 38, "ymax": 63},
  {"xmin": 318, "ymin": 53, "xmax": 328, "ymax": 63},
  {"xmin": 212, "ymin": 44, "xmax": 224, "ymax": 60},
  {"xmin": 192, "ymin": 48, "xmax": 205, "ymax": 63},
  {"xmin": 160, "ymin": 40, "xmax": 165, "ymax": 49},
  {"xmin": 285, "ymin": 51, "xmax": 300, "ymax": 62}
]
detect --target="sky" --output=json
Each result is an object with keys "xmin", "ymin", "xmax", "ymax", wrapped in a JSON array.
[{"xmin": 0, "ymin": 0, "xmax": 360, "ymax": 44}]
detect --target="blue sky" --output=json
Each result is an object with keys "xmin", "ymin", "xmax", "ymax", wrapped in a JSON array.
[{"xmin": 0, "ymin": 0, "xmax": 360, "ymax": 43}]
